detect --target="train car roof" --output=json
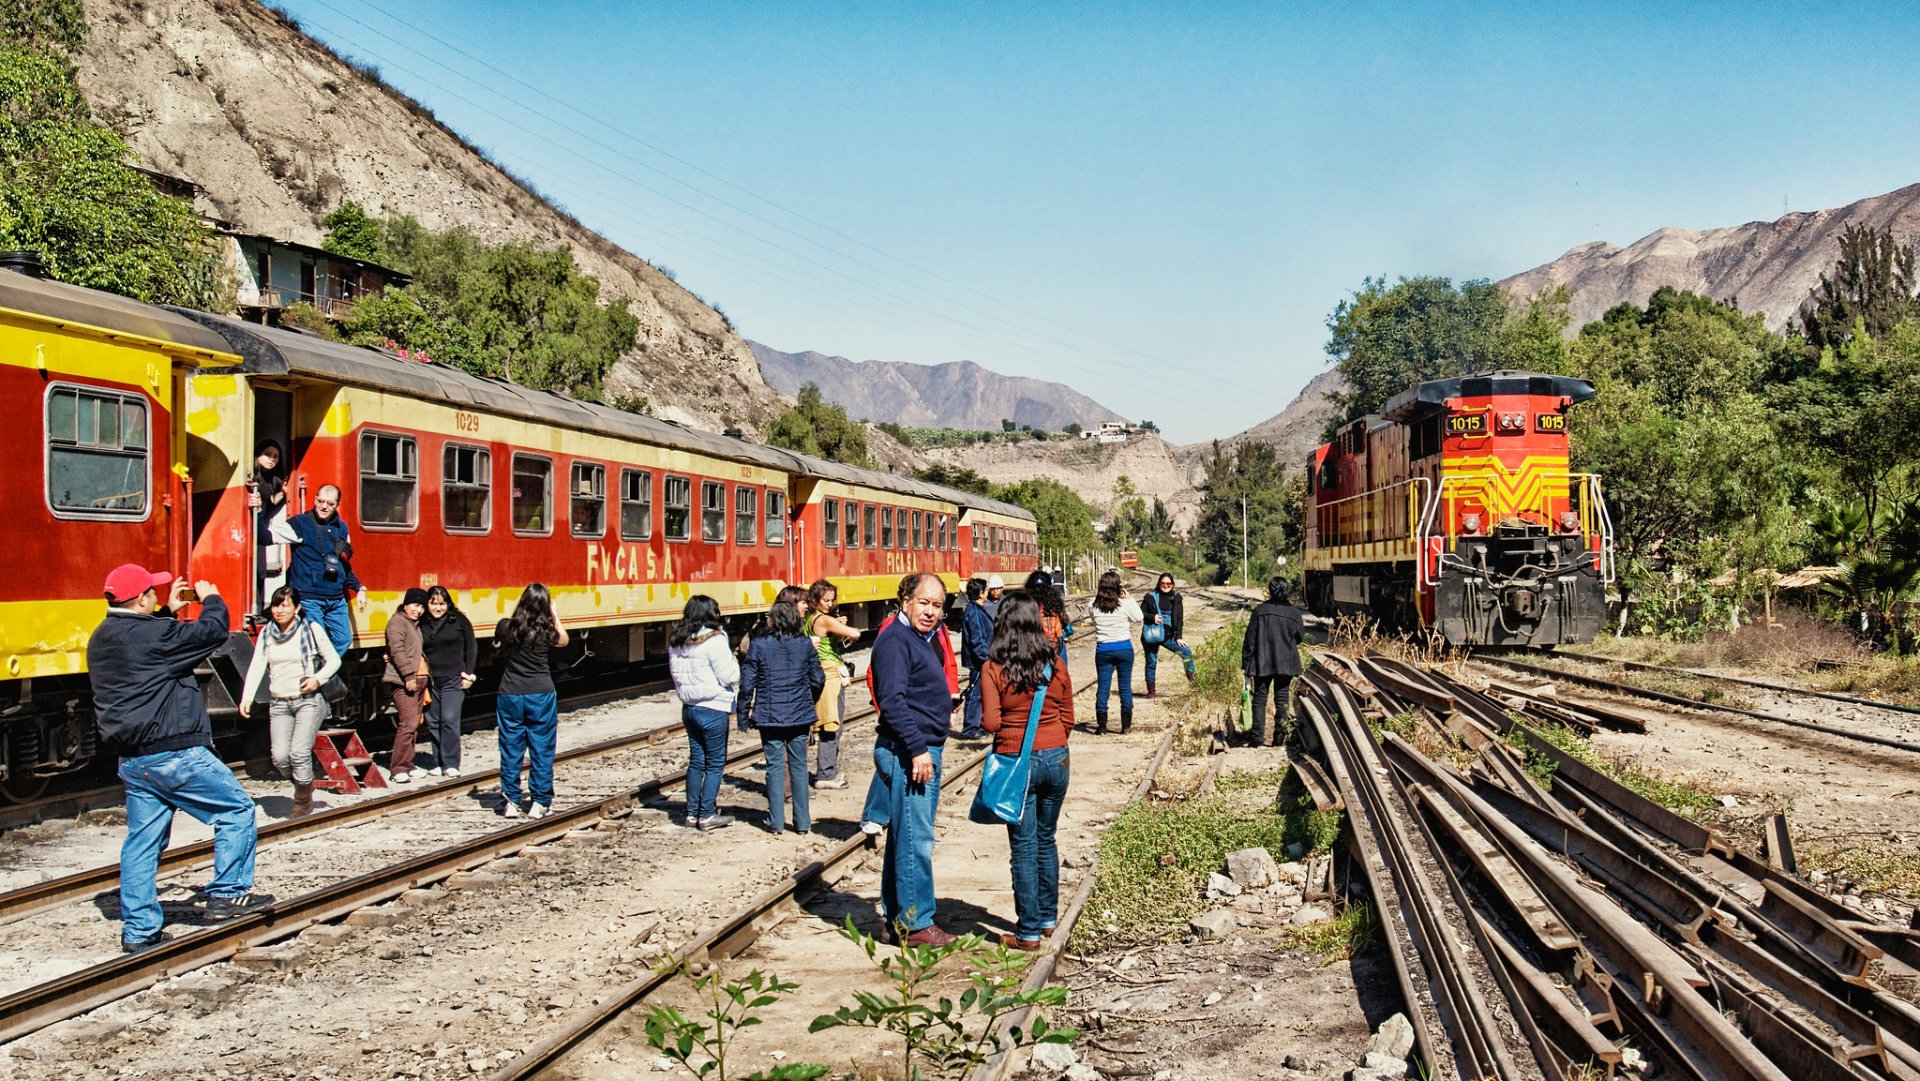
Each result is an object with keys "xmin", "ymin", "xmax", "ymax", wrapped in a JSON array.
[
  {"xmin": 954, "ymin": 492, "xmax": 1037, "ymax": 521},
  {"xmin": 0, "ymin": 269, "xmax": 240, "ymax": 358},
  {"xmin": 1382, "ymin": 370, "xmax": 1595, "ymax": 422}
]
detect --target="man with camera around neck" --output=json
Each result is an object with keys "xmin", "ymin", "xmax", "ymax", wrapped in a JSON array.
[{"xmin": 270, "ymin": 482, "xmax": 368, "ymax": 657}]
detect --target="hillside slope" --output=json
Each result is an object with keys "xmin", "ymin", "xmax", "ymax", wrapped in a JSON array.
[
  {"xmin": 75, "ymin": 0, "xmax": 784, "ymax": 431},
  {"xmin": 919, "ymin": 434, "xmax": 1202, "ymax": 532},
  {"xmin": 750, "ymin": 342, "xmax": 1128, "ymax": 431},
  {"xmin": 1500, "ymin": 182, "xmax": 1920, "ymax": 332}
]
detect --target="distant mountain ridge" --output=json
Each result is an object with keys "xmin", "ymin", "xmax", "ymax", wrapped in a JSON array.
[
  {"xmin": 1500, "ymin": 182, "xmax": 1920, "ymax": 331},
  {"xmin": 750, "ymin": 342, "xmax": 1129, "ymax": 431}
]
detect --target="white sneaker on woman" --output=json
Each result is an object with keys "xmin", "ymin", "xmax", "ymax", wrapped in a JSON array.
[
  {"xmin": 860, "ymin": 821, "xmax": 883, "ymax": 836},
  {"xmin": 444, "ymin": 768, "xmax": 461, "ymax": 779},
  {"xmin": 391, "ymin": 771, "xmax": 412, "ymax": 784},
  {"xmin": 528, "ymin": 804, "xmax": 550, "ymax": 820},
  {"xmin": 502, "ymin": 801, "xmax": 523, "ymax": 819}
]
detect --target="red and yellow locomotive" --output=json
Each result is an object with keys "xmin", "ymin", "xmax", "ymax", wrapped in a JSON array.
[{"xmin": 1303, "ymin": 370, "xmax": 1613, "ymax": 646}]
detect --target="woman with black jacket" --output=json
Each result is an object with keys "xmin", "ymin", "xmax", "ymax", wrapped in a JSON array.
[
  {"xmin": 419, "ymin": 585, "xmax": 477, "ymax": 777},
  {"xmin": 1140, "ymin": 573, "xmax": 1195, "ymax": 698},
  {"xmin": 737, "ymin": 599, "xmax": 824, "ymax": 834}
]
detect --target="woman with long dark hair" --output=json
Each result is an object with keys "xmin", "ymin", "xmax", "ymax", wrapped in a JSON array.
[
  {"xmin": 669, "ymin": 594, "xmax": 738, "ymax": 831},
  {"xmin": 738, "ymin": 599, "xmax": 824, "ymax": 834},
  {"xmin": 419, "ymin": 585, "xmax": 477, "ymax": 777},
  {"xmin": 806, "ymin": 579, "xmax": 860, "ymax": 789},
  {"xmin": 495, "ymin": 583, "xmax": 568, "ymax": 819},
  {"xmin": 1140, "ymin": 572, "xmax": 1195, "ymax": 698},
  {"xmin": 238, "ymin": 585, "xmax": 339, "ymax": 818},
  {"xmin": 1023, "ymin": 570, "xmax": 1072, "ymax": 662},
  {"xmin": 980, "ymin": 591, "xmax": 1074, "ymax": 949},
  {"xmin": 1085, "ymin": 570, "xmax": 1143, "ymax": 733}
]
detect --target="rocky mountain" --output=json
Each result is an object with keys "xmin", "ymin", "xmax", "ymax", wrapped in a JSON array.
[
  {"xmin": 919, "ymin": 433, "xmax": 1203, "ymax": 532},
  {"xmin": 750, "ymin": 342, "xmax": 1128, "ymax": 432},
  {"xmin": 74, "ymin": 0, "xmax": 784, "ymax": 431},
  {"xmin": 1499, "ymin": 182, "xmax": 1920, "ymax": 332}
]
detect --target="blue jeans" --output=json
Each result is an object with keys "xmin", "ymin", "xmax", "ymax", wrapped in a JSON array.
[
  {"xmin": 860, "ymin": 766, "xmax": 890, "ymax": 828},
  {"xmin": 760, "ymin": 727, "xmax": 811, "ymax": 832},
  {"xmin": 875, "ymin": 738, "xmax": 944, "ymax": 933},
  {"xmin": 962, "ymin": 666, "xmax": 985, "ymax": 734},
  {"xmin": 682, "ymin": 705, "xmax": 730, "ymax": 821},
  {"xmin": 118, "ymin": 746, "xmax": 258, "ymax": 942},
  {"xmin": 1143, "ymin": 640, "xmax": 1195, "ymax": 684},
  {"xmin": 1007, "ymin": 746, "xmax": 1070, "ymax": 941},
  {"xmin": 497, "ymin": 692, "xmax": 558, "ymax": 807},
  {"xmin": 426, "ymin": 678, "xmax": 465, "ymax": 771},
  {"xmin": 1095, "ymin": 642, "xmax": 1134, "ymax": 716},
  {"xmin": 306, "ymin": 596, "xmax": 353, "ymax": 657}
]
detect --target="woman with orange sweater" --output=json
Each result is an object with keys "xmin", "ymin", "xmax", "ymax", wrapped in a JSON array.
[{"xmin": 979, "ymin": 590, "xmax": 1075, "ymax": 950}]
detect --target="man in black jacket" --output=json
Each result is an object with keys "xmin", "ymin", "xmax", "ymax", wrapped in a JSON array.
[
  {"xmin": 1240, "ymin": 576, "xmax": 1304, "ymax": 747},
  {"xmin": 89, "ymin": 565, "xmax": 268, "ymax": 953}
]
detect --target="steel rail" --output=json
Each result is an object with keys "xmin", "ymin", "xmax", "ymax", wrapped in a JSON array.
[
  {"xmin": 1537, "ymin": 649, "xmax": 1920, "ymax": 719},
  {"xmin": 1469, "ymin": 654, "xmax": 1920, "ymax": 756}
]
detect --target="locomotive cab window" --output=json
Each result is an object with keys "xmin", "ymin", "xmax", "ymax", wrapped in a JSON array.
[
  {"xmin": 443, "ymin": 444, "xmax": 491, "ymax": 533},
  {"xmin": 823, "ymin": 499, "xmax": 840, "ymax": 547},
  {"xmin": 359, "ymin": 430, "xmax": 418, "ymax": 529},
  {"xmin": 766, "ymin": 490, "xmax": 786, "ymax": 546},
  {"xmin": 620, "ymin": 468, "xmax": 652, "ymax": 541},
  {"xmin": 663, "ymin": 475, "xmax": 691, "ymax": 541},
  {"xmin": 701, "ymin": 481, "xmax": 726, "ymax": 544},
  {"xmin": 511, "ymin": 454, "xmax": 553, "ymax": 535},
  {"xmin": 46, "ymin": 385, "xmax": 149, "ymax": 519},
  {"xmin": 570, "ymin": 462, "xmax": 606, "ymax": 538},
  {"xmin": 735, "ymin": 485, "xmax": 758, "ymax": 545}
]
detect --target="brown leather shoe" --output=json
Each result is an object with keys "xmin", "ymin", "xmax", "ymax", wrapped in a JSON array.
[
  {"xmin": 902, "ymin": 925, "xmax": 959, "ymax": 948},
  {"xmin": 999, "ymin": 933, "xmax": 1043, "ymax": 951}
]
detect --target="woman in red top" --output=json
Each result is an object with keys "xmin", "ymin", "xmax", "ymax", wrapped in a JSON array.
[{"xmin": 980, "ymin": 590, "xmax": 1074, "ymax": 949}]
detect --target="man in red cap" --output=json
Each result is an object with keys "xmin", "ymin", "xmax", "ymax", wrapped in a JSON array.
[{"xmin": 88, "ymin": 565, "xmax": 268, "ymax": 954}]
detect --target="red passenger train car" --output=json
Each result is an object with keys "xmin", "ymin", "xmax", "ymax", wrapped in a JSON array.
[
  {"xmin": 1303, "ymin": 370, "xmax": 1614, "ymax": 646},
  {"xmin": 0, "ymin": 268, "xmax": 1036, "ymax": 792}
]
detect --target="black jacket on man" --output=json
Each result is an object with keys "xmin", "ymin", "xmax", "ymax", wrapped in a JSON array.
[
  {"xmin": 1241, "ymin": 600, "xmax": 1304, "ymax": 678},
  {"xmin": 1141, "ymin": 589, "xmax": 1184, "ymax": 641},
  {"xmin": 88, "ymin": 594, "xmax": 231, "ymax": 758}
]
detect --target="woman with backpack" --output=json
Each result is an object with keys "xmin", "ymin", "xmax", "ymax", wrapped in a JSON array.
[
  {"xmin": 738, "ymin": 599, "xmax": 825, "ymax": 834},
  {"xmin": 418, "ymin": 585, "xmax": 477, "ymax": 778},
  {"xmin": 238, "ymin": 585, "xmax": 340, "ymax": 819},
  {"xmin": 668, "ymin": 595, "xmax": 739, "ymax": 832},
  {"xmin": 1086, "ymin": 570, "xmax": 1144, "ymax": 734},
  {"xmin": 495, "ymin": 584, "xmax": 568, "ymax": 819}
]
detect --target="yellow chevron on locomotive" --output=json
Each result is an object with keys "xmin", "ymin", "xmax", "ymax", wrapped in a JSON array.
[{"xmin": 1441, "ymin": 454, "xmax": 1570, "ymax": 516}]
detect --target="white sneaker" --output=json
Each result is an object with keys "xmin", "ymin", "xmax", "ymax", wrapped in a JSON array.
[
  {"xmin": 502, "ymin": 802, "xmax": 523, "ymax": 818},
  {"xmin": 391, "ymin": 771, "xmax": 412, "ymax": 784},
  {"xmin": 444, "ymin": 768, "xmax": 462, "ymax": 779},
  {"xmin": 528, "ymin": 803, "xmax": 551, "ymax": 820},
  {"xmin": 423, "ymin": 767, "xmax": 443, "ymax": 777},
  {"xmin": 860, "ymin": 821, "xmax": 883, "ymax": 836}
]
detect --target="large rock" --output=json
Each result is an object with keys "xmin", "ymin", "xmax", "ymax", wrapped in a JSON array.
[
  {"xmin": 1289, "ymin": 905, "xmax": 1332, "ymax": 926},
  {"xmin": 1368, "ymin": 1013, "xmax": 1416, "ymax": 1060},
  {"xmin": 1029, "ymin": 1042, "xmax": 1079, "ymax": 1075},
  {"xmin": 1189, "ymin": 909, "xmax": 1237, "ymax": 939},
  {"xmin": 1225, "ymin": 847, "xmax": 1281, "ymax": 890},
  {"xmin": 1350, "ymin": 1051, "xmax": 1410, "ymax": 1081},
  {"xmin": 1205, "ymin": 872, "xmax": 1242, "ymax": 899}
]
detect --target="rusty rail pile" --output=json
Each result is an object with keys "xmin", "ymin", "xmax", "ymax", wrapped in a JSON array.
[{"xmin": 1294, "ymin": 650, "xmax": 1920, "ymax": 1081}]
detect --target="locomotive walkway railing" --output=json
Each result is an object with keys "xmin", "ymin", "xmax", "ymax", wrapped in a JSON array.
[{"xmin": 1412, "ymin": 472, "xmax": 1615, "ymax": 587}]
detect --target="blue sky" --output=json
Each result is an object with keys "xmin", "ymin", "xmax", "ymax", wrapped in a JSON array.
[{"xmin": 270, "ymin": 0, "xmax": 1920, "ymax": 442}]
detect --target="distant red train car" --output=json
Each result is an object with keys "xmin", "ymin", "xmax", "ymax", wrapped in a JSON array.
[{"xmin": 1303, "ymin": 370, "xmax": 1614, "ymax": 646}]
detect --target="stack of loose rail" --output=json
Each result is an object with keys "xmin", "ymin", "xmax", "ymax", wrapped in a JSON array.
[{"xmin": 1292, "ymin": 650, "xmax": 1920, "ymax": 1081}]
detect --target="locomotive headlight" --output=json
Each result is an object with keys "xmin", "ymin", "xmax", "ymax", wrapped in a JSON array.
[
  {"xmin": 1559, "ymin": 511, "xmax": 1580, "ymax": 533},
  {"xmin": 1461, "ymin": 513, "xmax": 1482, "ymax": 535},
  {"xmin": 1498, "ymin": 413, "xmax": 1525, "ymax": 431}
]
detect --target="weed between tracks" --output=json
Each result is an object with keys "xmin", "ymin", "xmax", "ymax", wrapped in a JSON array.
[
  {"xmin": 1509, "ymin": 722, "xmax": 1719, "ymax": 817},
  {"xmin": 1282, "ymin": 902, "xmax": 1379, "ymax": 964},
  {"xmin": 1799, "ymin": 846, "xmax": 1920, "ymax": 897}
]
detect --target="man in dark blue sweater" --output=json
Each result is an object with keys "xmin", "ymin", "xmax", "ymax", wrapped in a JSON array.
[
  {"xmin": 869, "ymin": 571, "xmax": 958, "ymax": 947},
  {"xmin": 269, "ymin": 483, "xmax": 367, "ymax": 656},
  {"xmin": 89, "ymin": 566, "xmax": 268, "ymax": 953}
]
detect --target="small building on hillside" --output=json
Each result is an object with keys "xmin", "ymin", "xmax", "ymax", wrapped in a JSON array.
[
  {"xmin": 221, "ymin": 232, "xmax": 409, "ymax": 323},
  {"xmin": 1083, "ymin": 420, "xmax": 1137, "ymax": 444}
]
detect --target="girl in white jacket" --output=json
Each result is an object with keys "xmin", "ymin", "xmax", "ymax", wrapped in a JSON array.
[
  {"xmin": 668, "ymin": 595, "xmax": 739, "ymax": 831},
  {"xmin": 238, "ymin": 586, "xmax": 341, "ymax": 819}
]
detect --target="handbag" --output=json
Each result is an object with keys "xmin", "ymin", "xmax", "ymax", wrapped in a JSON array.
[
  {"xmin": 1237, "ymin": 678, "xmax": 1254, "ymax": 733},
  {"xmin": 968, "ymin": 663, "xmax": 1052, "ymax": 826},
  {"xmin": 1140, "ymin": 596, "xmax": 1166, "ymax": 646},
  {"xmin": 304, "ymin": 622, "xmax": 351, "ymax": 708}
]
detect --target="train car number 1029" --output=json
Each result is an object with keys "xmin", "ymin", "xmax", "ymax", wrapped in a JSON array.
[{"xmin": 454, "ymin": 411, "xmax": 480, "ymax": 433}]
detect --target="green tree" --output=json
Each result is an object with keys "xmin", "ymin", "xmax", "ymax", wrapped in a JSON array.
[
  {"xmin": 3, "ymin": 0, "xmax": 85, "ymax": 55},
  {"xmin": 1193, "ymin": 441, "xmax": 1302, "ymax": 585},
  {"xmin": 1323, "ymin": 275, "xmax": 1518, "ymax": 430},
  {"xmin": 1062, "ymin": 422, "xmax": 1082, "ymax": 437},
  {"xmin": 1000, "ymin": 418, "xmax": 1015, "ymax": 433},
  {"xmin": 1796, "ymin": 223, "xmax": 1919, "ymax": 355},
  {"xmin": 1776, "ymin": 321, "xmax": 1920, "ymax": 535},
  {"xmin": 992, "ymin": 477, "xmax": 1096, "ymax": 554},
  {"xmin": 321, "ymin": 200, "xmax": 385, "ymax": 263},
  {"xmin": 0, "ymin": 48, "xmax": 228, "ymax": 309},
  {"xmin": 765, "ymin": 382, "xmax": 873, "ymax": 466},
  {"xmin": 914, "ymin": 463, "xmax": 992, "ymax": 495}
]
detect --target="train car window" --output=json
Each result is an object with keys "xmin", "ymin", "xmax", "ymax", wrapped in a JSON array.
[
  {"xmin": 663, "ymin": 475, "xmax": 691, "ymax": 541},
  {"xmin": 620, "ymin": 468, "xmax": 652, "ymax": 541},
  {"xmin": 863, "ymin": 504, "xmax": 877, "ymax": 547},
  {"xmin": 570, "ymin": 462, "xmax": 607, "ymax": 538},
  {"xmin": 442, "ymin": 444, "xmax": 491, "ymax": 534},
  {"xmin": 359, "ymin": 431, "xmax": 418, "ymax": 529},
  {"xmin": 823, "ymin": 499, "xmax": 840, "ymax": 547},
  {"xmin": 735, "ymin": 485, "xmax": 758, "ymax": 545},
  {"xmin": 912, "ymin": 510, "xmax": 923, "ymax": 549},
  {"xmin": 510, "ymin": 454, "xmax": 553, "ymax": 535},
  {"xmin": 46, "ymin": 384, "xmax": 150, "ymax": 519},
  {"xmin": 766, "ymin": 491, "xmax": 786, "ymax": 546},
  {"xmin": 843, "ymin": 500, "xmax": 858, "ymax": 548},
  {"xmin": 701, "ymin": 481, "xmax": 726, "ymax": 544},
  {"xmin": 881, "ymin": 507, "xmax": 895, "ymax": 548}
]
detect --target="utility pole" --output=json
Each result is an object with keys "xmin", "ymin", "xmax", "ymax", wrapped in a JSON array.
[{"xmin": 1241, "ymin": 495, "xmax": 1249, "ymax": 589}]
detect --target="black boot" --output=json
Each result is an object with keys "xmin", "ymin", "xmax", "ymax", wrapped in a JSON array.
[
  {"xmin": 1145, "ymin": 681, "xmax": 1157, "ymax": 699},
  {"xmin": 1247, "ymin": 724, "xmax": 1267, "ymax": 748},
  {"xmin": 1095, "ymin": 712, "xmax": 1108, "ymax": 735},
  {"xmin": 1120, "ymin": 709, "xmax": 1133, "ymax": 734}
]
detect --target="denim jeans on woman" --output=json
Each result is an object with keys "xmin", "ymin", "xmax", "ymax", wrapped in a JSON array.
[
  {"xmin": 681, "ymin": 705, "xmax": 730, "ymax": 822},
  {"xmin": 874, "ymin": 738, "xmax": 943, "ymax": 933},
  {"xmin": 1142, "ymin": 640, "xmax": 1195, "ymax": 684},
  {"xmin": 759, "ymin": 726, "xmax": 811, "ymax": 832},
  {"xmin": 1094, "ymin": 642, "xmax": 1135, "ymax": 716},
  {"xmin": 425, "ymin": 677, "xmax": 465, "ymax": 771},
  {"xmin": 497, "ymin": 691, "xmax": 558, "ymax": 808},
  {"xmin": 1007, "ymin": 745, "xmax": 1070, "ymax": 941},
  {"xmin": 118, "ymin": 746, "xmax": 258, "ymax": 943},
  {"xmin": 269, "ymin": 693, "xmax": 329, "ymax": 784}
]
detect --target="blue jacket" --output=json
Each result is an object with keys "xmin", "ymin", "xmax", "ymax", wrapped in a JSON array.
[
  {"xmin": 282, "ymin": 510, "xmax": 363, "ymax": 599},
  {"xmin": 738, "ymin": 634, "xmax": 824, "ymax": 731},
  {"xmin": 88, "ymin": 595, "xmax": 231, "ymax": 758},
  {"xmin": 962, "ymin": 600, "xmax": 994, "ymax": 669},
  {"xmin": 870, "ymin": 617, "xmax": 951, "ymax": 758}
]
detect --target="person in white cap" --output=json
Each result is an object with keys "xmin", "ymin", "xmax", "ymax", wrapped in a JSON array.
[{"xmin": 983, "ymin": 574, "xmax": 1005, "ymax": 620}]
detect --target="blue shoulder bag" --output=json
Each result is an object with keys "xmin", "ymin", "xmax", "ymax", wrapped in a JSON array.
[
  {"xmin": 1140, "ymin": 597, "xmax": 1167, "ymax": 646},
  {"xmin": 968, "ymin": 663, "xmax": 1053, "ymax": 826}
]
